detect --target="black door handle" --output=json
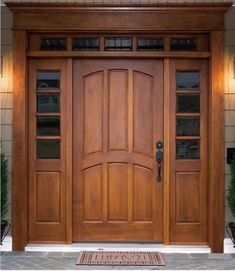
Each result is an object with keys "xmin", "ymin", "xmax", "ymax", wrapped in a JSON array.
[{"xmin": 156, "ymin": 141, "xmax": 163, "ymax": 182}]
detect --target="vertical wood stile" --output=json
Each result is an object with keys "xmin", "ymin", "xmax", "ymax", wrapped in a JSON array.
[
  {"xmin": 66, "ymin": 58, "xmax": 73, "ymax": 243},
  {"xmin": 12, "ymin": 30, "xmax": 28, "ymax": 251},
  {"xmin": 209, "ymin": 31, "xmax": 225, "ymax": 253},
  {"xmin": 163, "ymin": 58, "xmax": 170, "ymax": 245},
  {"xmin": 103, "ymin": 69, "xmax": 109, "ymax": 223},
  {"xmin": 128, "ymin": 70, "xmax": 134, "ymax": 223}
]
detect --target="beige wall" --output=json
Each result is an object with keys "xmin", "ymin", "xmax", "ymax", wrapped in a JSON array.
[
  {"xmin": 1, "ymin": 3, "xmax": 235, "ymax": 236},
  {"xmin": 1, "ymin": 5, "xmax": 12, "ymax": 223}
]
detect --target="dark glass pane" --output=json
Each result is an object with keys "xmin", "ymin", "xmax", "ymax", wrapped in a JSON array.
[
  {"xmin": 176, "ymin": 94, "xmax": 200, "ymax": 113},
  {"xmin": 40, "ymin": 38, "xmax": 66, "ymax": 51},
  {"xmin": 37, "ymin": 94, "xmax": 60, "ymax": 113},
  {"xmin": 137, "ymin": 38, "xmax": 164, "ymax": 51},
  {"xmin": 73, "ymin": 37, "xmax": 99, "ymax": 51},
  {"xmin": 176, "ymin": 117, "xmax": 200, "ymax": 136},
  {"xmin": 37, "ymin": 70, "xmax": 60, "ymax": 89},
  {"xmin": 176, "ymin": 140, "xmax": 200, "ymax": 159},
  {"xmin": 170, "ymin": 38, "xmax": 197, "ymax": 51},
  {"xmin": 176, "ymin": 71, "xmax": 200, "ymax": 89},
  {"xmin": 105, "ymin": 37, "xmax": 132, "ymax": 51},
  {"xmin": 37, "ymin": 140, "xmax": 60, "ymax": 159},
  {"xmin": 37, "ymin": 117, "xmax": 60, "ymax": 136}
]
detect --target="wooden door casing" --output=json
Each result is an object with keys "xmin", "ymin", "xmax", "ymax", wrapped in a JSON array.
[
  {"xmin": 169, "ymin": 59, "xmax": 208, "ymax": 244},
  {"xmin": 73, "ymin": 59, "xmax": 163, "ymax": 241}
]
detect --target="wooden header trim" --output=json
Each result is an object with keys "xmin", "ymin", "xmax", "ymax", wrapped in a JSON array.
[{"xmin": 5, "ymin": 2, "xmax": 233, "ymax": 13}]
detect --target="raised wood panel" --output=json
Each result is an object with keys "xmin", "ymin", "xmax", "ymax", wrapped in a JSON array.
[
  {"xmin": 73, "ymin": 59, "xmax": 163, "ymax": 241},
  {"xmin": 169, "ymin": 59, "xmax": 208, "ymax": 244},
  {"xmin": 176, "ymin": 172, "xmax": 199, "ymax": 223},
  {"xmin": 36, "ymin": 172, "xmax": 60, "ymax": 222},
  {"xmin": 83, "ymin": 72, "xmax": 103, "ymax": 156},
  {"xmin": 133, "ymin": 72, "xmax": 153, "ymax": 157},
  {"xmin": 83, "ymin": 165, "xmax": 103, "ymax": 222},
  {"xmin": 133, "ymin": 165, "xmax": 153, "ymax": 222},
  {"xmin": 108, "ymin": 70, "xmax": 128, "ymax": 152},
  {"xmin": 28, "ymin": 59, "xmax": 67, "ymax": 243},
  {"xmin": 108, "ymin": 163, "xmax": 128, "ymax": 221}
]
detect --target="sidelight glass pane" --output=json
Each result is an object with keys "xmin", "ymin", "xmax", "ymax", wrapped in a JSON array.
[
  {"xmin": 176, "ymin": 117, "xmax": 200, "ymax": 136},
  {"xmin": 176, "ymin": 140, "xmax": 200, "ymax": 159},
  {"xmin": 73, "ymin": 37, "xmax": 99, "ymax": 51},
  {"xmin": 137, "ymin": 37, "xmax": 164, "ymax": 51},
  {"xmin": 37, "ymin": 93, "xmax": 60, "ymax": 113},
  {"xmin": 176, "ymin": 71, "xmax": 200, "ymax": 89},
  {"xmin": 170, "ymin": 38, "xmax": 197, "ymax": 51},
  {"xmin": 37, "ymin": 117, "xmax": 60, "ymax": 136},
  {"xmin": 37, "ymin": 140, "xmax": 60, "ymax": 159},
  {"xmin": 176, "ymin": 94, "xmax": 200, "ymax": 113},
  {"xmin": 40, "ymin": 38, "xmax": 67, "ymax": 51},
  {"xmin": 37, "ymin": 70, "xmax": 60, "ymax": 89},
  {"xmin": 105, "ymin": 37, "xmax": 132, "ymax": 51}
]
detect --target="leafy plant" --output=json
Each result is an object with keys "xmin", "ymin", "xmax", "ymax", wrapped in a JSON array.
[
  {"xmin": 227, "ymin": 154, "xmax": 235, "ymax": 220},
  {"xmin": 1, "ymin": 153, "xmax": 9, "ymax": 221}
]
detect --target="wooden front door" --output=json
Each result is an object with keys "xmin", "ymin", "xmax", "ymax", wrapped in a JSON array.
[{"xmin": 73, "ymin": 59, "xmax": 163, "ymax": 241}]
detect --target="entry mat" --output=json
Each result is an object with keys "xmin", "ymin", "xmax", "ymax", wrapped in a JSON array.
[{"xmin": 76, "ymin": 251, "xmax": 165, "ymax": 266}]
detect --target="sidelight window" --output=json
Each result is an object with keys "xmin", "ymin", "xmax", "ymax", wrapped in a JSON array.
[
  {"xmin": 175, "ymin": 70, "xmax": 201, "ymax": 160},
  {"xmin": 36, "ymin": 70, "xmax": 61, "ymax": 159}
]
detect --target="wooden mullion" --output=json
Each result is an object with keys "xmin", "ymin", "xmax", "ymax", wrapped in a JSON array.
[
  {"xmin": 36, "ymin": 112, "xmax": 61, "ymax": 116},
  {"xmin": 176, "ymin": 113, "xmax": 200, "ymax": 117},
  {"xmin": 176, "ymin": 136, "xmax": 201, "ymax": 140},
  {"xmin": 36, "ymin": 136, "xmax": 61, "ymax": 140}
]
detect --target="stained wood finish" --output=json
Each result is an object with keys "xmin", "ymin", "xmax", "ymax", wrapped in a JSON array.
[
  {"xmin": 8, "ymin": 2, "xmax": 230, "ymax": 251},
  {"xmin": 209, "ymin": 31, "xmax": 225, "ymax": 253},
  {"xmin": 73, "ymin": 60, "xmax": 163, "ymax": 241},
  {"xmin": 28, "ymin": 59, "xmax": 68, "ymax": 242},
  {"xmin": 169, "ymin": 59, "xmax": 208, "ymax": 244},
  {"xmin": 12, "ymin": 30, "xmax": 28, "ymax": 251}
]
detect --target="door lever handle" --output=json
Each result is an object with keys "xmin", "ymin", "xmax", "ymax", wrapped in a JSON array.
[
  {"xmin": 156, "ymin": 141, "xmax": 163, "ymax": 182},
  {"xmin": 156, "ymin": 151, "xmax": 163, "ymax": 182}
]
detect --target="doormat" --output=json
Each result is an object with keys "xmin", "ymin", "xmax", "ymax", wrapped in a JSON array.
[{"xmin": 76, "ymin": 251, "xmax": 165, "ymax": 266}]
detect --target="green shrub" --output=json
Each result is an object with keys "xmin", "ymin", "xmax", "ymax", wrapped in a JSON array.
[
  {"xmin": 227, "ymin": 154, "xmax": 235, "ymax": 220},
  {"xmin": 1, "ymin": 153, "xmax": 9, "ymax": 221}
]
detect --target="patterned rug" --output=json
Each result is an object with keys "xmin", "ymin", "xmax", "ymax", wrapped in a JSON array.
[{"xmin": 76, "ymin": 251, "xmax": 165, "ymax": 266}]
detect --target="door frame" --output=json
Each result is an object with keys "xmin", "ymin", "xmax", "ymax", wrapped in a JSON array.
[{"xmin": 7, "ymin": 2, "xmax": 232, "ymax": 252}]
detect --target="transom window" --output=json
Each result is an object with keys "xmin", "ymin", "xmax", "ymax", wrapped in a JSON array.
[{"xmin": 29, "ymin": 34, "xmax": 209, "ymax": 52}]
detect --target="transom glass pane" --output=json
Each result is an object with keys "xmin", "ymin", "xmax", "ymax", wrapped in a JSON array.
[
  {"xmin": 176, "ymin": 117, "xmax": 200, "ymax": 136},
  {"xmin": 37, "ymin": 117, "xmax": 60, "ymax": 136},
  {"xmin": 37, "ymin": 93, "xmax": 60, "ymax": 113},
  {"xmin": 37, "ymin": 70, "xmax": 60, "ymax": 89},
  {"xmin": 176, "ymin": 71, "xmax": 200, "ymax": 89},
  {"xmin": 40, "ymin": 38, "xmax": 66, "ymax": 51},
  {"xmin": 105, "ymin": 37, "xmax": 132, "ymax": 51},
  {"xmin": 73, "ymin": 37, "xmax": 99, "ymax": 51},
  {"xmin": 176, "ymin": 94, "xmax": 200, "ymax": 113},
  {"xmin": 37, "ymin": 140, "xmax": 60, "ymax": 159},
  {"xmin": 137, "ymin": 38, "xmax": 164, "ymax": 51},
  {"xmin": 176, "ymin": 140, "xmax": 200, "ymax": 159},
  {"xmin": 170, "ymin": 38, "xmax": 197, "ymax": 51}
]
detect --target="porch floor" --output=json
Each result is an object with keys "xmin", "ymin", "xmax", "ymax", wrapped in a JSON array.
[
  {"xmin": 1, "ymin": 251, "xmax": 235, "ymax": 270},
  {"xmin": 1, "ymin": 237, "xmax": 235, "ymax": 270}
]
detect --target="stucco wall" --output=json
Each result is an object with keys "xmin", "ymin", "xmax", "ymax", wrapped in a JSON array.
[{"xmin": 1, "ymin": 3, "xmax": 235, "ymax": 236}]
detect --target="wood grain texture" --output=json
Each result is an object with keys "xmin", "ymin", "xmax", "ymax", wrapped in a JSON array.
[
  {"xmin": 209, "ymin": 31, "xmax": 225, "ymax": 253},
  {"xmin": 169, "ymin": 59, "xmax": 208, "ymax": 244},
  {"xmin": 73, "ymin": 59, "xmax": 163, "ymax": 241},
  {"xmin": 12, "ymin": 30, "xmax": 28, "ymax": 251},
  {"xmin": 11, "ymin": 10, "xmax": 227, "ymax": 31},
  {"xmin": 28, "ymin": 59, "xmax": 67, "ymax": 242}
]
